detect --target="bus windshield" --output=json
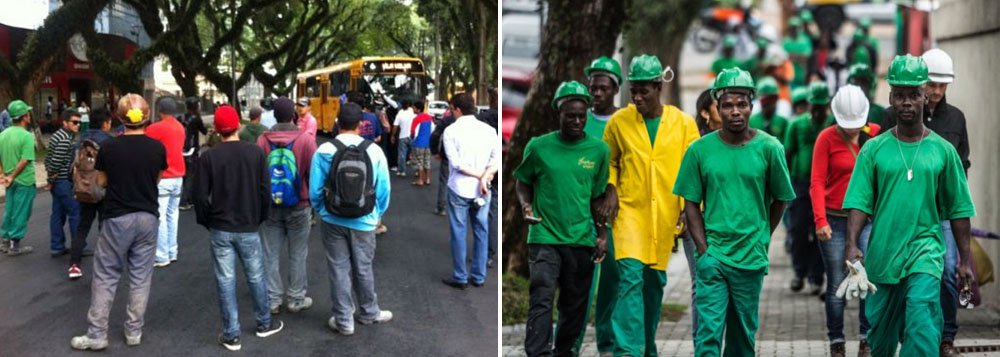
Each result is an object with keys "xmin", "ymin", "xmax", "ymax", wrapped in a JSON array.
[{"xmin": 362, "ymin": 74, "xmax": 425, "ymax": 100}]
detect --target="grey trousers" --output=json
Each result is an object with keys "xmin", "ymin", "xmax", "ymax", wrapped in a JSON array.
[
  {"xmin": 86, "ymin": 212, "xmax": 159, "ymax": 340},
  {"xmin": 321, "ymin": 222, "xmax": 381, "ymax": 330},
  {"xmin": 259, "ymin": 206, "xmax": 312, "ymax": 308},
  {"xmin": 436, "ymin": 159, "xmax": 450, "ymax": 212}
]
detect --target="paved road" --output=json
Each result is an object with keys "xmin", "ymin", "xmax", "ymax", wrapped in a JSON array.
[{"xmin": 0, "ymin": 159, "xmax": 498, "ymax": 356}]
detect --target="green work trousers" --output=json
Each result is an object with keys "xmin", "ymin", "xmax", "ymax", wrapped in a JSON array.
[
  {"xmin": 694, "ymin": 254, "xmax": 765, "ymax": 357},
  {"xmin": 611, "ymin": 258, "xmax": 666, "ymax": 357},
  {"xmin": 866, "ymin": 273, "xmax": 942, "ymax": 357},
  {"xmin": 2, "ymin": 183, "xmax": 36, "ymax": 240},
  {"xmin": 572, "ymin": 231, "xmax": 619, "ymax": 354}
]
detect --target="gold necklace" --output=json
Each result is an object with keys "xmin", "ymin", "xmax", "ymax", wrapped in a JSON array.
[{"xmin": 893, "ymin": 127, "xmax": 927, "ymax": 182}]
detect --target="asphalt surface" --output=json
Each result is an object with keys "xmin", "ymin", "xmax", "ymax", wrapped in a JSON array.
[{"xmin": 0, "ymin": 159, "xmax": 498, "ymax": 356}]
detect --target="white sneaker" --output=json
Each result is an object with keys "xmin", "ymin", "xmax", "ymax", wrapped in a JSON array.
[
  {"xmin": 358, "ymin": 310, "xmax": 393, "ymax": 325},
  {"xmin": 71, "ymin": 335, "xmax": 109, "ymax": 351},
  {"xmin": 153, "ymin": 261, "xmax": 170, "ymax": 268},
  {"xmin": 327, "ymin": 317, "xmax": 354, "ymax": 336},
  {"xmin": 286, "ymin": 297, "xmax": 313, "ymax": 313},
  {"xmin": 125, "ymin": 332, "xmax": 141, "ymax": 346}
]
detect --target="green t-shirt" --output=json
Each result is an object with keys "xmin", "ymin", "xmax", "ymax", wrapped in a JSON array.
[
  {"xmin": 748, "ymin": 112, "xmax": 789, "ymax": 139},
  {"xmin": 239, "ymin": 122, "xmax": 268, "ymax": 143},
  {"xmin": 842, "ymin": 131, "xmax": 975, "ymax": 284},
  {"xmin": 0, "ymin": 126, "xmax": 36, "ymax": 186},
  {"xmin": 868, "ymin": 102, "xmax": 886, "ymax": 125},
  {"xmin": 644, "ymin": 116, "xmax": 661, "ymax": 145},
  {"xmin": 584, "ymin": 110, "xmax": 612, "ymax": 141},
  {"xmin": 783, "ymin": 114, "xmax": 832, "ymax": 182},
  {"xmin": 672, "ymin": 131, "xmax": 795, "ymax": 271},
  {"xmin": 514, "ymin": 132, "xmax": 610, "ymax": 247},
  {"xmin": 711, "ymin": 57, "xmax": 743, "ymax": 75}
]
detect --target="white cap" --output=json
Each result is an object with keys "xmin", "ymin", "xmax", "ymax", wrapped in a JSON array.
[
  {"xmin": 922, "ymin": 48, "xmax": 954, "ymax": 83},
  {"xmin": 831, "ymin": 85, "xmax": 869, "ymax": 129}
]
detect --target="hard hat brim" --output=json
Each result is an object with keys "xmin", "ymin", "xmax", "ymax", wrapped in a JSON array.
[{"xmin": 928, "ymin": 73, "xmax": 954, "ymax": 83}]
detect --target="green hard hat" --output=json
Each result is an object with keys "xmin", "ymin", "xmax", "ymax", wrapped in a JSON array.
[
  {"xmin": 7, "ymin": 100, "xmax": 32, "ymax": 119},
  {"xmin": 807, "ymin": 81, "xmax": 832, "ymax": 105},
  {"xmin": 722, "ymin": 35, "xmax": 738, "ymax": 48},
  {"xmin": 788, "ymin": 16, "xmax": 802, "ymax": 27},
  {"xmin": 756, "ymin": 76, "xmax": 779, "ymax": 97},
  {"xmin": 628, "ymin": 54, "xmax": 664, "ymax": 82},
  {"xmin": 551, "ymin": 81, "xmax": 593, "ymax": 109},
  {"xmin": 712, "ymin": 68, "xmax": 756, "ymax": 100},
  {"xmin": 584, "ymin": 56, "xmax": 623, "ymax": 84},
  {"xmin": 887, "ymin": 54, "xmax": 929, "ymax": 87},
  {"xmin": 792, "ymin": 86, "xmax": 809, "ymax": 104},
  {"xmin": 799, "ymin": 9, "xmax": 813, "ymax": 22},
  {"xmin": 848, "ymin": 63, "xmax": 873, "ymax": 82},
  {"xmin": 859, "ymin": 17, "xmax": 872, "ymax": 29}
]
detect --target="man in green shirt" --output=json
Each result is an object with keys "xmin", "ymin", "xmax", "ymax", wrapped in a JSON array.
[
  {"xmin": 674, "ymin": 68, "xmax": 795, "ymax": 357},
  {"xmin": 782, "ymin": 17, "xmax": 813, "ymax": 89},
  {"xmin": 0, "ymin": 100, "xmax": 38, "ymax": 256},
  {"xmin": 710, "ymin": 35, "xmax": 742, "ymax": 77},
  {"xmin": 515, "ymin": 81, "xmax": 610, "ymax": 357},
  {"xmin": 239, "ymin": 106, "xmax": 267, "ymax": 143},
  {"xmin": 783, "ymin": 81, "xmax": 831, "ymax": 295},
  {"xmin": 841, "ymin": 55, "xmax": 975, "ymax": 357},
  {"xmin": 847, "ymin": 63, "xmax": 885, "ymax": 125},
  {"xmin": 748, "ymin": 77, "xmax": 789, "ymax": 138}
]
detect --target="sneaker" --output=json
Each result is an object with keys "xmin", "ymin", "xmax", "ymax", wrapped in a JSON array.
[
  {"xmin": 358, "ymin": 310, "xmax": 393, "ymax": 325},
  {"xmin": 287, "ymin": 297, "xmax": 313, "ymax": 313},
  {"xmin": 179, "ymin": 204, "xmax": 194, "ymax": 211},
  {"xmin": 270, "ymin": 305, "xmax": 281, "ymax": 315},
  {"xmin": 219, "ymin": 335, "xmax": 241, "ymax": 351},
  {"xmin": 789, "ymin": 277, "xmax": 804, "ymax": 292},
  {"xmin": 6, "ymin": 245, "xmax": 33, "ymax": 256},
  {"xmin": 0, "ymin": 239, "xmax": 9, "ymax": 254},
  {"xmin": 830, "ymin": 342, "xmax": 846, "ymax": 357},
  {"xmin": 70, "ymin": 335, "xmax": 109, "ymax": 351},
  {"xmin": 68, "ymin": 265, "xmax": 83, "ymax": 280},
  {"xmin": 125, "ymin": 332, "xmax": 141, "ymax": 346},
  {"xmin": 433, "ymin": 209, "xmax": 446, "ymax": 216},
  {"xmin": 256, "ymin": 320, "xmax": 283, "ymax": 338},
  {"xmin": 327, "ymin": 317, "xmax": 354, "ymax": 336},
  {"xmin": 940, "ymin": 340, "xmax": 962, "ymax": 357},
  {"xmin": 858, "ymin": 339, "xmax": 871, "ymax": 357},
  {"xmin": 154, "ymin": 261, "xmax": 171, "ymax": 268}
]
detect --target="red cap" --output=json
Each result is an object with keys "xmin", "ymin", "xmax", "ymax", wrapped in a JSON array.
[{"xmin": 214, "ymin": 105, "xmax": 240, "ymax": 135}]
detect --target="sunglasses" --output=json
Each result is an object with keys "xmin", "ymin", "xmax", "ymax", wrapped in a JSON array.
[{"xmin": 69, "ymin": 121, "xmax": 81, "ymax": 125}]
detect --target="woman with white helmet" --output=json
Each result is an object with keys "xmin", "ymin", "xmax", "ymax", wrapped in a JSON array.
[{"xmin": 808, "ymin": 84, "xmax": 881, "ymax": 357}]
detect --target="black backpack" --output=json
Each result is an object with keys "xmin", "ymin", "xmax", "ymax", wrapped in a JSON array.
[{"xmin": 324, "ymin": 139, "xmax": 376, "ymax": 218}]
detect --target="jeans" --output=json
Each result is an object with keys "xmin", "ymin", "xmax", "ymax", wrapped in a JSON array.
[
  {"xmin": 940, "ymin": 220, "xmax": 959, "ymax": 341},
  {"xmin": 789, "ymin": 180, "xmax": 824, "ymax": 285},
  {"xmin": 71, "ymin": 201, "xmax": 102, "ymax": 265},
  {"xmin": 682, "ymin": 237, "xmax": 699, "ymax": 341},
  {"xmin": 155, "ymin": 177, "xmax": 183, "ymax": 263},
  {"xmin": 436, "ymin": 159, "xmax": 450, "ymax": 211},
  {"xmin": 488, "ymin": 184, "xmax": 498, "ymax": 263},
  {"xmin": 50, "ymin": 179, "xmax": 80, "ymax": 253},
  {"xmin": 85, "ymin": 212, "xmax": 158, "ymax": 340},
  {"xmin": 817, "ymin": 215, "xmax": 871, "ymax": 343},
  {"xmin": 321, "ymin": 222, "xmax": 381, "ymax": 330},
  {"xmin": 209, "ymin": 230, "xmax": 272, "ymax": 340},
  {"xmin": 447, "ymin": 188, "xmax": 490, "ymax": 284},
  {"xmin": 524, "ymin": 244, "xmax": 594, "ymax": 357},
  {"xmin": 259, "ymin": 206, "xmax": 312, "ymax": 308},
  {"xmin": 397, "ymin": 137, "xmax": 412, "ymax": 175}
]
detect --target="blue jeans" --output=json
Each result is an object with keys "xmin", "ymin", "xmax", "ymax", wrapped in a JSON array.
[
  {"xmin": 446, "ymin": 188, "xmax": 490, "ymax": 284},
  {"xmin": 209, "ymin": 230, "xmax": 271, "ymax": 340},
  {"xmin": 940, "ymin": 220, "xmax": 959, "ymax": 341},
  {"xmin": 50, "ymin": 179, "xmax": 80, "ymax": 252},
  {"xmin": 156, "ymin": 177, "xmax": 183, "ymax": 263},
  {"xmin": 397, "ymin": 137, "xmax": 412, "ymax": 175},
  {"xmin": 817, "ymin": 215, "xmax": 871, "ymax": 343},
  {"xmin": 259, "ymin": 206, "xmax": 312, "ymax": 308},
  {"xmin": 321, "ymin": 223, "xmax": 381, "ymax": 330}
]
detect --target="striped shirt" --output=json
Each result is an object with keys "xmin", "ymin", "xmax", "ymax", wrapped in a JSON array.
[{"xmin": 44, "ymin": 128, "xmax": 75, "ymax": 182}]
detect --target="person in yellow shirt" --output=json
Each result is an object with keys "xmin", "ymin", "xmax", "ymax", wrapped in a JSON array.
[{"xmin": 597, "ymin": 54, "xmax": 700, "ymax": 356}]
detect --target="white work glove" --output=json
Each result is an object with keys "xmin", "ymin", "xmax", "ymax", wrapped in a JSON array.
[{"xmin": 835, "ymin": 260, "xmax": 878, "ymax": 300}]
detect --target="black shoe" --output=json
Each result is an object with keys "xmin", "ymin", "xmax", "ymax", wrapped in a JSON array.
[
  {"xmin": 830, "ymin": 342, "xmax": 846, "ymax": 357},
  {"xmin": 433, "ymin": 209, "xmax": 446, "ymax": 216},
  {"xmin": 51, "ymin": 249, "xmax": 69, "ymax": 258},
  {"xmin": 790, "ymin": 277, "xmax": 804, "ymax": 292},
  {"xmin": 441, "ymin": 278, "xmax": 468, "ymax": 290},
  {"xmin": 256, "ymin": 320, "xmax": 283, "ymax": 338},
  {"xmin": 471, "ymin": 281, "xmax": 485, "ymax": 288},
  {"xmin": 218, "ymin": 335, "xmax": 241, "ymax": 351}
]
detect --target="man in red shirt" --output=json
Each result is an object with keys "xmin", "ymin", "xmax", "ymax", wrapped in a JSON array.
[{"xmin": 146, "ymin": 97, "xmax": 187, "ymax": 267}]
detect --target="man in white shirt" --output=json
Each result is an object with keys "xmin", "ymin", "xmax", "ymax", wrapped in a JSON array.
[
  {"xmin": 440, "ymin": 93, "xmax": 499, "ymax": 289},
  {"xmin": 391, "ymin": 101, "xmax": 416, "ymax": 177}
]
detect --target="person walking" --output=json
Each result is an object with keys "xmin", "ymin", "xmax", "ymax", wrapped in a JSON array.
[
  {"xmin": 748, "ymin": 77, "xmax": 790, "ymax": 138},
  {"xmin": 195, "ymin": 105, "xmax": 283, "ymax": 351},
  {"xmin": 0, "ymin": 100, "xmax": 38, "ymax": 256},
  {"xmin": 391, "ymin": 100, "xmax": 416, "ymax": 177},
  {"xmin": 810, "ymin": 85, "xmax": 879, "ymax": 357},
  {"xmin": 46, "ymin": 110, "xmax": 82, "ymax": 257},
  {"xmin": 309, "ymin": 102, "xmax": 393, "ymax": 335},
  {"xmin": 439, "ymin": 94, "xmax": 499, "ymax": 289},
  {"xmin": 674, "ymin": 68, "xmax": 796, "ymax": 356},
  {"xmin": 600, "ymin": 55, "xmax": 700, "ymax": 357},
  {"xmin": 68, "ymin": 109, "xmax": 114, "ymax": 279},
  {"xmin": 840, "ymin": 55, "xmax": 975, "ymax": 357},
  {"xmin": 516, "ymin": 81, "xmax": 609, "ymax": 357},
  {"xmin": 256, "ymin": 97, "xmax": 318, "ymax": 315},
  {"xmin": 70, "ymin": 94, "xmax": 167, "ymax": 350},
  {"xmin": 146, "ymin": 97, "xmax": 187, "ymax": 267},
  {"xmin": 409, "ymin": 100, "xmax": 434, "ymax": 186}
]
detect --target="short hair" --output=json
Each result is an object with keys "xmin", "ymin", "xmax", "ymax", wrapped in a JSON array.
[
  {"xmin": 89, "ymin": 108, "xmax": 108, "ymax": 128},
  {"xmin": 339, "ymin": 118, "xmax": 361, "ymax": 131},
  {"xmin": 63, "ymin": 109, "xmax": 81, "ymax": 121},
  {"xmin": 413, "ymin": 100, "xmax": 425, "ymax": 112},
  {"xmin": 449, "ymin": 93, "xmax": 476, "ymax": 115}
]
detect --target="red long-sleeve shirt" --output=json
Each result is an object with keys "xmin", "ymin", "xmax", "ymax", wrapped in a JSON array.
[{"xmin": 809, "ymin": 124, "xmax": 880, "ymax": 228}]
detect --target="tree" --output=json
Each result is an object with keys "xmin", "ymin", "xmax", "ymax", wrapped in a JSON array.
[
  {"xmin": 500, "ymin": 0, "xmax": 628, "ymax": 277},
  {"xmin": 415, "ymin": 0, "xmax": 497, "ymax": 100},
  {"xmin": 623, "ymin": 0, "xmax": 707, "ymax": 106}
]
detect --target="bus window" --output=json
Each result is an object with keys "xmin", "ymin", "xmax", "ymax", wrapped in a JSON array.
[
  {"xmin": 305, "ymin": 77, "xmax": 320, "ymax": 98},
  {"xmin": 329, "ymin": 72, "xmax": 349, "ymax": 97}
]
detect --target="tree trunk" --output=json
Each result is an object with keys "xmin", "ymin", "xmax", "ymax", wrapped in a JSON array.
[
  {"xmin": 624, "ymin": 0, "xmax": 707, "ymax": 106},
  {"xmin": 501, "ymin": 0, "xmax": 628, "ymax": 278}
]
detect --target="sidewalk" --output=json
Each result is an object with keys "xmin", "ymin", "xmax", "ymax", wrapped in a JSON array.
[{"xmin": 501, "ymin": 226, "xmax": 1000, "ymax": 356}]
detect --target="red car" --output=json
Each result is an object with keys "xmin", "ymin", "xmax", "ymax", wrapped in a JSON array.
[{"xmin": 501, "ymin": 66, "xmax": 533, "ymax": 151}]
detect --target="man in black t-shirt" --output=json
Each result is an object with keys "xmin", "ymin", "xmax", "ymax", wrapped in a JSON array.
[
  {"xmin": 71, "ymin": 94, "xmax": 167, "ymax": 351},
  {"xmin": 179, "ymin": 97, "xmax": 207, "ymax": 210}
]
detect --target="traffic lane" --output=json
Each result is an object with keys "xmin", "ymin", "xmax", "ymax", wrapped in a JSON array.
[{"xmin": 0, "ymin": 164, "xmax": 497, "ymax": 356}]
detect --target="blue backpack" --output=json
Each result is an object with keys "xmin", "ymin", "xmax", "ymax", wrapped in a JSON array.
[{"xmin": 267, "ymin": 137, "xmax": 301, "ymax": 207}]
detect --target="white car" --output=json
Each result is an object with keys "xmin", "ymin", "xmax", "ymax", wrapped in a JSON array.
[{"xmin": 428, "ymin": 100, "xmax": 449, "ymax": 118}]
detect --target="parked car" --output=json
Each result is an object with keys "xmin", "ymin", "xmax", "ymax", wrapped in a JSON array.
[
  {"xmin": 428, "ymin": 100, "xmax": 448, "ymax": 118},
  {"xmin": 502, "ymin": 65, "xmax": 533, "ymax": 153}
]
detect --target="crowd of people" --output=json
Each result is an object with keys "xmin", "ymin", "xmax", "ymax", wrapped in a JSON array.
[
  {"xmin": 515, "ymin": 25, "xmax": 975, "ymax": 356},
  {"xmin": 0, "ymin": 84, "xmax": 500, "ymax": 351}
]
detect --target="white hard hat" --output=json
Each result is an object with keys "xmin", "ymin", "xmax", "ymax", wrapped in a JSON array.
[
  {"xmin": 831, "ymin": 85, "xmax": 869, "ymax": 129},
  {"xmin": 758, "ymin": 25, "xmax": 778, "ymax": 43},
  {"xmin": 922, "ymin": 48, "xmax": 954, "ymax": 83}
]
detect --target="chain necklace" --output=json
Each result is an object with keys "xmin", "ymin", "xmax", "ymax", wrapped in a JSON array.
[{"xmin": 893, "ymin": 127, "xmax": 927, "ymax": 182}]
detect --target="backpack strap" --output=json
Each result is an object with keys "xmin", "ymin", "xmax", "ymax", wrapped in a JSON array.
[
  {"xmin": 358, "ymin": 140, "xmax": 373, "ymax": 151},
  {"xmin": 332, "ymin": 138, "xmax": 347, "ymax": 151}
]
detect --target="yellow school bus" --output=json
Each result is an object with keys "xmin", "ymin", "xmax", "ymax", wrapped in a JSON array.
[{"xmin": 295, "ymin": 56, "xmax": 428, "ymax": 133}]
